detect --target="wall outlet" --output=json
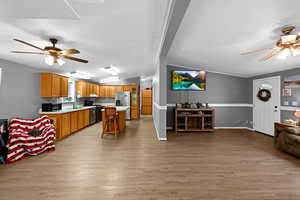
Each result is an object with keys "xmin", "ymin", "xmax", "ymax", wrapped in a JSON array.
[{"xmin": 284, "ymin": 101, "xmax": 289, "ymax": 106}]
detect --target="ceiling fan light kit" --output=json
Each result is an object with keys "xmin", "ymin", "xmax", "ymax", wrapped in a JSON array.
[
  {"xmin": 12, "ymin": 38, "xmax": 88, "ymax": 65},
  {"xmin": 242, "ymin": 26, "xmax": 300, "ymax": 61}
]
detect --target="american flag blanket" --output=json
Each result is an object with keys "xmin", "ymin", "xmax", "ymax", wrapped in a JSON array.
[{"xmin": 6, "ymin": 115, "xmax": 55, "ymax": 163}]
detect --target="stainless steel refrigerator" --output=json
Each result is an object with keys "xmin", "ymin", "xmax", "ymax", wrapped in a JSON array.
[{"xmin": 115, "ymin": 91, "xmax": 131, "ymax": 120}]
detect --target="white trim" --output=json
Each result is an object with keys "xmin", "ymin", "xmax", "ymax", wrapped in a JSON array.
[
  {"xmin": 154, "ymin": 102, "xmax": 167, "ymax": 110},
  {"xmin": 166, "ymin": 103, "xmax": 253, "ymax": 107},
  {"xmin": 209, "ymin": 104, "xmax": 253, "ymax": 107},
  {"xmin": 155, "ymin": 0, "xmax": 175, "ymax": 61},
  {"xmin": 153, "ymin": 118, "xmax": 168, "ymax": 141},
  {"xmin": 215, "ymin": 127, "xmax": 254, "ymax": 131},
  {"xmin": 159, "ymin": 137, "xmax": 167, "ymax": 141},
  {"xmin": 280, "ymin": 106, "xmax": 300, "ymax": 111}
]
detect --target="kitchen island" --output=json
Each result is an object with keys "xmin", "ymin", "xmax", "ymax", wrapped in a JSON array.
[{"xmin": 102, "ymin": 106, "xmax": 129, "ymax": 134}]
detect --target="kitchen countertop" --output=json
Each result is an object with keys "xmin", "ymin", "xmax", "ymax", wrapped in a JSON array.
[
  {"xmin": 39, "ymin": 106, "xmax": 96, "ymax": 115},
  {"xmin": 101, "ymin": 106, "xmax": 130, "ymax": 112}
]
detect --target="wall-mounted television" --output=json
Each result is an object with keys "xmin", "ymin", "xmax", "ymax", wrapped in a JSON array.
[{"xmin": 172, "ymin": 70, "xmax": 206, "ymax": 91}]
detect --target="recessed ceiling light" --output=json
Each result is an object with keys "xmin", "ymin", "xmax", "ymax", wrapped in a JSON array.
[
  {"xmin": 101, "ymin": 66, "xmax": 119, "ymax": 75},
  {"xmin": 99, "ymin": 76, "xmax": 120, "ymax": 83},
  {"xmin": 67, "ymin": 71, "xmax": 94, "ymax": 79}
]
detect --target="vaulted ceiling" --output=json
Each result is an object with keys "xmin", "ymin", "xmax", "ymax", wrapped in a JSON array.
[
  {"xmin": 2, "ymin": 0, "xmax": 300, "ymax": 79},
  {"xmin": 167, "ymin": 0, "xmax": 300, "ymax": 77},
  {"xmin": 0, "ymin": 0, "xmax": 169, "ymax": 79}
]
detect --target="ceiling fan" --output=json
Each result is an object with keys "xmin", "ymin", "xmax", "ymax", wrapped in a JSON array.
[
  {"xmin": 11, "ymin": 38, "xmax": 88, "ymax": 65},
  {"xmin": 241, "ymin": 26, "xmax": 300, "ymax": 61}
]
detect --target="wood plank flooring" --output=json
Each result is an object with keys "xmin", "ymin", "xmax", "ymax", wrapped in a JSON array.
[{"xmin": 1, "ymin": 116, "xmax": 300, "ymax": 200}]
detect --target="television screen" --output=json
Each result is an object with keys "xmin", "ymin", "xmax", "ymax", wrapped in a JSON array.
[{"xmin": 172, "ymin": 70, "xmax": 206, "ymax": 91}]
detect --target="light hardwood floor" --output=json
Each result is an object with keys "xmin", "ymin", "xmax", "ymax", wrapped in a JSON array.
[{"xmin": 1, "ymin": 116, "xmax": 300, "ymax": 200}]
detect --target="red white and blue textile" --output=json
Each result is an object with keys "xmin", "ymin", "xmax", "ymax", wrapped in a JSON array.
[{"xmin": 6, "ymin": 115, "xmax": 55, "ymax": 163}]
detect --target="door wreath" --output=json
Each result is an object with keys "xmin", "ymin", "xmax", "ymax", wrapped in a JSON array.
[{"xmin": 257, "ymin": 89, "xmax": 271, "ymax": 102}]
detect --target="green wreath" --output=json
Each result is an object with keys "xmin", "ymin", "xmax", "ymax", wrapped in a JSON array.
[{"xmin": 257, "ymin": 89, "xmax": 271, "ymax": 102}]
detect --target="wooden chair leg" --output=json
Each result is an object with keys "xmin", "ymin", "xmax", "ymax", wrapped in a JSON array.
[
  {"xmin": 101, "ymin": 121, "xmax": 107, "ymax": 138},
  {"xmin": 114, "ymin": 120, "xmax": 117, "ymax": 138}
]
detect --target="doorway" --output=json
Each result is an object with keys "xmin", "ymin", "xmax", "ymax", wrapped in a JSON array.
[{"xmin": 253, "ymin": 76, "xmax": 280, "ymax": 136}]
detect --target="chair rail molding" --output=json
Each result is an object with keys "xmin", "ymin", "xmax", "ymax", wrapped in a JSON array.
[
  {"xmin": 166, "ymin": 103, "xmax": 253, "ymax": 107},
  {"xmin": 154, "ymin": 102, "xmax": 167, "ymax": 110}
]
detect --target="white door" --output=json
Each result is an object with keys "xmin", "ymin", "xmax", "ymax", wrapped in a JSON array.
[{"xmin": 253, "ymin": 76, "xmax": 280, "ymax": 136}]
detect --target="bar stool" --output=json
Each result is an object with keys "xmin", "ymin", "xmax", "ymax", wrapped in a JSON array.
[{"xmin": 102, "ymin": 107, "xmax": 119, "ymax": 138}]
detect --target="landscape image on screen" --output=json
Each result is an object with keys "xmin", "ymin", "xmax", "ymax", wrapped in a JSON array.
[{"xmin": 172, "ymin": 70, "xmax": 206, "ymax": 91}]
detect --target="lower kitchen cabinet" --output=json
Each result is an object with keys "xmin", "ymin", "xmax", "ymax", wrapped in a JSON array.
[
  {"xmin": 78, "ymin": 110, "xmax": 85, "ymax": 129},
  {"xmin": 41, "ymin": 108, "xmax": 91, "ymax": 140},
  {"xmin": 70, "ymin": 111, "xmax": 78, "ymax": 133},
  {"xmin": 83, "ymin": 109, "xmax": 90, "ymax": 127},
  {"xmin": 61, "ymin": 113, "xmax": 71, "ymax": 139}
]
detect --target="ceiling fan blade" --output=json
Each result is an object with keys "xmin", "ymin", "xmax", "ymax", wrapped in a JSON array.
[
  {"xmin": 11, "ymin": 51, "xmax": 46, "ymax": 55},
  {"xmin": 259, "ymin": 48, "xmax": 284, "ymax": 61},
  {"xmin": 63, "ymin": 55, "xmax": 88, "ymax": 63},
  {"xmin": 13, "ymin": 39, "xmax": 44, "ymax": 51},
  {"xmin": 241, "ymin": 47, "xmax": 273, "ymax": 55},
  {"xmin": 60, "ymin": 48, "xmax": 80, "ymax": 55}
]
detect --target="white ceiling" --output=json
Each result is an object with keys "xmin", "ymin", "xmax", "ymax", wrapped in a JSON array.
[
  {"xmin": 0, "ymin": 0, "xmax": 169, "ymax": 80},
  {"xmin": 167, "ymin": 0, "xmax": 300, "ymax": 77}
]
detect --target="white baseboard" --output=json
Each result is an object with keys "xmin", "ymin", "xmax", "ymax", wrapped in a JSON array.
[
  {"xmin": 159, "ymin": 137, "xmax": 167, "ymax": 141},
  {"xmin": 215, "ymin": 127, "xmax": 254, "ymax": 131},
  {"xmin": 167, "ymin": 126, "xmax": 254, "ymax": 131},
  {"xmin": 153, "ymin": 118, "xmax": 168, "ymax": 141}
]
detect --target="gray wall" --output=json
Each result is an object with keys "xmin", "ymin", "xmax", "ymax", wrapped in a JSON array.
[
  {"xmin": 0, "ymin": 59, "xmax": 42, "ymax": 119},
  {"xmin": 166, "ymin": 65, "xmax": 252, "ymax": 128}
]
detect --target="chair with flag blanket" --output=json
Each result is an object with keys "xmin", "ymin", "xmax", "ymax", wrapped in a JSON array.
[{"xmin": 6, "ymin": 115, "xmax": 55, "ymax": 163}]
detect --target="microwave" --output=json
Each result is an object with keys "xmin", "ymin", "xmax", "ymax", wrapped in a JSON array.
[{"xmin": 42, "ymin": 103, "xmax": 62, "ymax": 112}]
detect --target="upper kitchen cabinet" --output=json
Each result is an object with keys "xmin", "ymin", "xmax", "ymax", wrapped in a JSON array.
[
  {"xmin": 76, "ymin": 81, "xmax": 100, "ymax": 98},
  {"xmin": 115, "ymin": 86, "xmax": 123, "ymax": 93},
  {"xmin": 40, "ymin": 72, "xmax": 69, "ymax": 98},
  {"xmin": 99, "ymin": 85, "xmax": 105, "ymax": 97},
  {"xmin": 76, "ymin": 80, "xmax": 87, "ymax": 98},
  {"xmin": 94, "ymin": 84, "xmax": 100, "ymax": 97}
]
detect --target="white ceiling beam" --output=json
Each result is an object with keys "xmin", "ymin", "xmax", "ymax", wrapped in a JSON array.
[{"xmin": 156, "ymin": 0, "xmax": 191, "ymax": 59}]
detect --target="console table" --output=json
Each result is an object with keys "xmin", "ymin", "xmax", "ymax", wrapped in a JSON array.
[{"xmin": 175, "ymin": 108, "xmax": 214, "ymax": 133}]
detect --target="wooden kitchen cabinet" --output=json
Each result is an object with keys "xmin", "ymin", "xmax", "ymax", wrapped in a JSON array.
[
  {"xmin": 70, "ymin": 111, "xmax": 78, "ymax": 133},
  {"xmin": 51, "ymin": 74, "xmax": 61, "ymax": 97},
  {"xmin": 125, "ymin": 85, "xmax": 140, "ymax": 120},
  {"xmin": 83, "ymin": 109, "xmax": 90, "ymax": 127},
  {"xmin": 95, "ymin": 84, "xmax": 99, "ymax": 97},
  {"xmin": 77, "ymin": 110, "xmax": 85, "ymax": 129},
  {"xmin": 41, "ymin": 72, "xmax": 69, "ymax": 97},
  {"xmin": 61, "ymin": 76, "xmax": 69, "ymax": 97},
  {"xmin": 43, "ymin": 114, "xmax": 62, "ymax": 140},
  {"xmin": 40, "ymin": 108, "xmax": 91, "ymax": 141},
  {"xmin": 142, "ymin": 89, "xmax": 152, "ymax": 115},
  {"xmin": 99, "ymin": 85, "xmax": 105, "ymax": 97},
  {"xmin": 76, "ymin": 80, "xmax": 87, "ymax": 97},
  {"xmin": 108, "ymin": 86, "xmax": 116, "ymax": 98},
  {"xmin": 86, "ymin": 82, "xmax": 91, "ymax": 97},
  {"xmin": 115, "ymin": 86, "xmax": 123, "ymax": 93},
  {"xmin": 61, "ymin": 113, "xmax": 71, "ymax": 139}
]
